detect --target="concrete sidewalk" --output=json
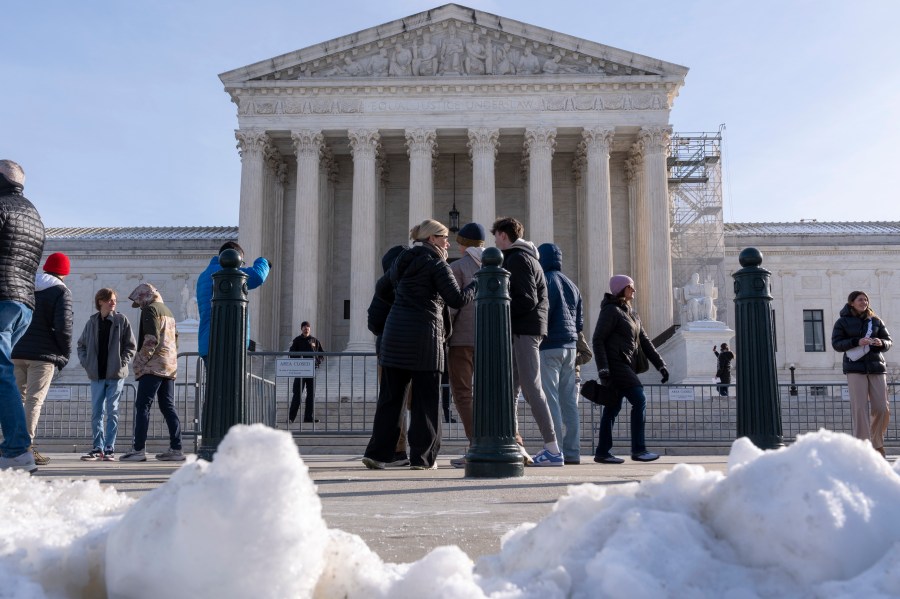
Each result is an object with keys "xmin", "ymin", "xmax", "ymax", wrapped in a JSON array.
[{"xmin": 30, "ymin": 452, "xmax": 730, "ymax": 562}]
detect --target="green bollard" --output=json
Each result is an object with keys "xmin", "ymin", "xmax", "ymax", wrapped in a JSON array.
[
  {"xmin": 733, "ymin": 247, "xmax": 784, "ymax": 449},
  {"xmin": 465, "ymin": 247, "xmax": 525, "ymax": 478},
  {"xmin": 197, "ymin": 248, "xmax": 250, "ymax": 461}
]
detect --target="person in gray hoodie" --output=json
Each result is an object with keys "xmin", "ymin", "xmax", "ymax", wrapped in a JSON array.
[{"xmin": 77, "ymin": 288, "xmax": 136, "ymax": 461}]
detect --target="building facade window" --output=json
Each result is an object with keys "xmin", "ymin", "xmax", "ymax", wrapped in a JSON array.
[{"xmin": 803, "ymin": 309, "xmax": 826, "ymax": 352}]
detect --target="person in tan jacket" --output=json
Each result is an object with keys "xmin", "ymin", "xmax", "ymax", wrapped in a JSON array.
[{"xmin": 121, "ymin": 283, "xmax": 184, "ymax": 462}]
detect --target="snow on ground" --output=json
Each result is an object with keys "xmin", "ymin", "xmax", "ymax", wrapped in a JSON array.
[{"xmin": 1, "ymin": 425, "xmax": 899, "ymax": 598}]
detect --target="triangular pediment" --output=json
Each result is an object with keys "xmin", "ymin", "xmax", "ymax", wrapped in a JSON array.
[{"xmin": 220, "ymin": 4, "xmax": 688, "ymax": 85}]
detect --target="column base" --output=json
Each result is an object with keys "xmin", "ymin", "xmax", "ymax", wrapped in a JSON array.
[{"xmin": 465, "ymin": 440, "xmax": 525, "ymax": 478}]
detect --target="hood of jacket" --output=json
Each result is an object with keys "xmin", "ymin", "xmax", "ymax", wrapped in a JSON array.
[
  {"xmin": 538, "ymin": 243, "xmax": 562, "ymax": 272},
  {"xmin": 839, "ymin": 304, "xmax": 866, "ymax": 319},
  {"xmin": 34, "ymin": 272, "xmax": 65, "ymax": 292},
  {"xmin": 128, "ymin": 283, "xmax": 162, "ymax": 308},
  {"xmin": 508, "ymin": 238, "xmax": 539, "ymax": 259},
  {"xmin": 465, "ymin": 246, "xmax": 484, "ymax": 266}
]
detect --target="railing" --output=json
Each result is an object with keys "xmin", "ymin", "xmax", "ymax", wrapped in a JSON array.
[{"xmin": 27, "ymin": 352, "xmax": 900, "ymax": 451}]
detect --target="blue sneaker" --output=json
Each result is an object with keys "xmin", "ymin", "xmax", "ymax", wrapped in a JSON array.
[{"xmin": 531, "ymin": 448, "xmax": 564, "ymax": 467}]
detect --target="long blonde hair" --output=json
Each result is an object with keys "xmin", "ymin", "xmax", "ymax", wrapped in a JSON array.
[{"xmin": 410, "ymin": 219, "xmax": 449, "ymax": 241}]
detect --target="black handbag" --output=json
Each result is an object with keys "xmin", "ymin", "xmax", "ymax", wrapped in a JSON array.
[
  {"xmin": 632, "ymin": 345, "xmax": 650, "ymax": 374},
  {"xmin": 579, "ymin": 379, "xmax": 621, "ymax": 408}
]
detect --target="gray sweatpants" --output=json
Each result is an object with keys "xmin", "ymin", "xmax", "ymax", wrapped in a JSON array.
[{"xmin": 512, "ymin": 334, "xmax": 557, "ymax": 444}]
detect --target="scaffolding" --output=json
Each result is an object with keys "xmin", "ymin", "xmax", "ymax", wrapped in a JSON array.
[{"xmin": 668, "ymin": 125, "xmax": 727, "ymax": 323}]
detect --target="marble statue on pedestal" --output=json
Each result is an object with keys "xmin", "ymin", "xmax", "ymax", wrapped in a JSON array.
[{"xmin": 675, "ymin": 273, "xmax": 717, "ymax": 323}]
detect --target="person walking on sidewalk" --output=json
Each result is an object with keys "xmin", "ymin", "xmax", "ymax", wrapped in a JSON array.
[
  {"xmin": 0, "ymin": 160, "xmax": 45, "ymax": 474},
  {"xmin": 77, "ymin": 288, "xmax": 136, "ymax": 461},
  {"xmin": 592, "ymin": 275, "xmax": 669, "ymax": 464},
  {"xmin": 491, "ymin": 217, "xmax": 562, "ymax": 467},
  {"xmin": 537, "ymin": 243, "xmax": 583, "ymax": 465},
  {"xmin": 121, "ymin": 283, "xmax": 184, "ymax": 462},
  {"xmin": 288, "ymin": 321, "xmax": 325, "ymax": 424},
  {"xmin": 12, "ymin": 252, "xmax": 73, "ymax": 465}
]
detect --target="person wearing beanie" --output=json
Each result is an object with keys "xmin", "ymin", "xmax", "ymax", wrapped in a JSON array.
[
  {"xmin": 713, "ymin": 342, "xmax": 735, "ymax": 397},
  {"xmin": 0, "ymin": 160, "xmax": 45, "ymax": 474},
  {"xmin": 11, "ymin": 252, "xmax": 74, "ymax": 466},
  {"xmin": 592, "ymin": 274, "xmax": 669, "ymax": 464},
  {"xmin": 491, "ymin": 216, "xmax": 561, "ymax": 467},
  {"xmin": 196, "ymin": 241, "xmax": 270, "ymax": 360},
  {"xmin": 446, "ymin": 223, "xmax": 486, "ymax": 467}
]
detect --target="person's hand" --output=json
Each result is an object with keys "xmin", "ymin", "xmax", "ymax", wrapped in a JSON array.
[
  {"xmin": 660, "ymin": 367, "xmax": 670, "ymax": 384},
  {"xmin": 264, "ymin": 258, "xmax": 273, "ymax": 269},
  {"xmin": 598, "ymin": 368, "xmax": 611, "ymax": 385}
]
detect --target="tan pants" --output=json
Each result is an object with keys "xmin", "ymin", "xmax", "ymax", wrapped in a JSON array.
[
  {"xmin": 846, "ymin": 373, "xmax": 890, "ymax": 450},
  {"xmin": 13, "ymin": 359, "xmax": 56, "ymax": 441},
  {"xmin": 448, "ymin": 346, "xmax": 475, "ymax": 441}
]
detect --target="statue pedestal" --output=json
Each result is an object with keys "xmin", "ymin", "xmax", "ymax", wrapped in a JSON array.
[{"xmin": 651, "ymin": 321, "xmax": 734, "ymax": 385}]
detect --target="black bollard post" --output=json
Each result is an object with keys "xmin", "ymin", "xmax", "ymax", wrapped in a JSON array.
[
  {"xmin": 465, "ymin": 247, "xmax": 525, "ymax": 478},
  {"xmin": 733, "ymin": 247, "xmax": 784, "ymax": 449},
  {"xmin": 197, "ymin": 248, "xmax": 250, "ymax": 461}
]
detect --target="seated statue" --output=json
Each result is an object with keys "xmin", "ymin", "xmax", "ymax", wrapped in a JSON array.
[{"xmin": 675, "ymin": 273, "xmax": 717, "ymax": 323}]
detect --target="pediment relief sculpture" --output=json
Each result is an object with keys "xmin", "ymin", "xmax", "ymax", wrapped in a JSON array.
[{"xmin": 252, "ymin": 22, "xmax": 660, "ymax": 81}]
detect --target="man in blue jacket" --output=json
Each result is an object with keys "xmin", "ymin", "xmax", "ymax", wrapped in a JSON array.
[
  {"xmin": 196, "ymin": 241, "xmax": 270, "ymax": 361},
  {"xmin": 537, "ymin": 243, "xmax": 584, "ymax": 465}
]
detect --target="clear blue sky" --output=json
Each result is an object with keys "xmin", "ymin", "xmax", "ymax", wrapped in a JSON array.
[{"xmin": 4, "ymin": 1, "xmax": 898, "ymax": 227}]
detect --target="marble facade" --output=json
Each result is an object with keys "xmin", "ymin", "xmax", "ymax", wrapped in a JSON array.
[{"xmin": 219, "ymin": 4, "xmax": 689, "ymax": 354}]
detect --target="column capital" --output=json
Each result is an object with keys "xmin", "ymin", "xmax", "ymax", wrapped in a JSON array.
[
  {"xmin": 405, "ymin": 128, "xmax": 438, "ymax": 159},
  {"xmin": 348, "ymin": 128, "xmax": 381, "ymax": 159},
  {"xmin": 637, "ymin": 126, "xmax": 672, "ymax": 156},
  {"xmin": 581, "ymin": 127, "xmax": 615, "ymax": 155},
  {"xmin": 467, "ymin": 127, "xmax": 500, "ymax": 160},
  {"xmin": 235, "ymin": 129, "xmax": 268, "ymax": 159},
  {"xmin": 524, "ymin": 125, "xmax": 557, "ymax": 157},
  {"xmin": 291, "ymin": 129, "xmax": 324, "ymax": 160}
]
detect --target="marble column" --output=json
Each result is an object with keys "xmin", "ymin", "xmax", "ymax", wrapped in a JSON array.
[
  {"xmin": 581, "ymin": 127, "xmax": 615, "ymax": 333},
  {"xmin": 405, "ymin": 128, "xmax": 437, "ymax": 230},
  {"xmin": 345, "ymin": 128, "xmax": 380, "ymax": 352},
  {"xmin": 638, "ymin": 126, "xmax": 674, "ymax": 339},
  {"xmin": 627, "ymin": 144, "xmax": 650, "ymax": 320},
  {"xmin": 291, "ymin": 130, "xmax": 324, "ymax": 341},
  {"xmin": 468, "ymin": 127, "xmax": 499, "ymax": 238},
  {"xmin": 259, "ymin": 144, "xmax": 286, "ymax": 351},
  {"xmin": 235, "ymin": 129, "xmax": 268, "ymax": 348},
  {"xmin": 524, "ymin": 126, "xmax": 556, "ymax": 245}
]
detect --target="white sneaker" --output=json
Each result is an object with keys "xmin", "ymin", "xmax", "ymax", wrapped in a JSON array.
[
  {"xmin": 155, "ymin": 448, "xmax": 186, "ymax": 462},
  {"xmin": 120, "ymin": 449, "xmax": 147, "ymax": 462},
  {"xmin": 0, "ymin": 451, "xmax": 37, "ymax": 474}
]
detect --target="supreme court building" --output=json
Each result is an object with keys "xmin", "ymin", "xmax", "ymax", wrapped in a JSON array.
[{"xmin": 219, "ymin": 4, "xmax": 688, "ymax": 354}]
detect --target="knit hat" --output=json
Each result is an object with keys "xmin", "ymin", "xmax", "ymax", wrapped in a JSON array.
[
  {"xmin": 456, "ymin": 222, "xmax": 485, "ymax": 248},
  {"xmin": 43, "ymin": 252, "xmax": 70, "ymax": 276},
  {"xmin": 609, "ymin": 274, "xmax": 635, "ymax": 296}
]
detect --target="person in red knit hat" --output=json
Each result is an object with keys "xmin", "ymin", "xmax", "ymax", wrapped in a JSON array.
[{"xmin": 11, "ymin": 252, "xmax": 73, "ymax": 466}]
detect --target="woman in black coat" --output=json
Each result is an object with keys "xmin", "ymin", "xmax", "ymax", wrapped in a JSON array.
[
  {"xmin": 591, "ymin": 275, "xmax": 668, "ymax": 464},
  {"xmin": 831, "ymin": 290, "xmax": 892, "ymax": 458},
  {"xmin": 363, "ymin": 219, "xmax": 475, "ymax": 470}
]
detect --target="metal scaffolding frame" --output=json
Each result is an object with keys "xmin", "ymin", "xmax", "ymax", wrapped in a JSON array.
[{"xmin": 668, "ymin": 125, "xmax": 727, "ymax": 323}]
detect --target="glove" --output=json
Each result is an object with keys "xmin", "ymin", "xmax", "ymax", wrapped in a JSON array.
[
  {"xmin": 264, "ymin": 258, "xmax": 273, "ymax": 270},
  {"xmin": 660, "ymin": 367, "xmax": 670, "ymax": 384},
  {"xmin": 598, "ymin": 368, "xmax": 611, "ymax": 385}
]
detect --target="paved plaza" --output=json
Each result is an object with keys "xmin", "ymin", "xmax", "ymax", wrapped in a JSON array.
[{"xmin": 31, "ymin": 451, "xmax": 730, "ymax": 562}]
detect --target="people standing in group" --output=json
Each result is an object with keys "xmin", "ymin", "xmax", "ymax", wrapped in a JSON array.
[
  {"xmin": 491, "ymin": 217, "xmax": 561, "ymax": 467},
  {"xmin": 713, "ymin": 342, "xmax": 734, "ymax": 397},
  {"xmin": 363, "ymin": 219, "xmax": 475, "ymax": 470},
  {"xmin": 367, "ymin": 244, "xmax": 412, "ymax": 467},
  {"xmin": 77, "ymin": 288, "xmax": 136, "ymax": 461},
  {"xmin": 197, "ymin": 241, "xmax": 270, "ymax": 362},
  {"xmin": 592, "ymin": 275, "xmax": 669, "ymax": 464},
  {"xmin": 121, "ymin": 283, "xmax": 184, "ymax": 462},
  {"xmin": 537, "ymin": 243, "xmax": 583, "ymax": 465},
  {"xmin": 0, "ymin": 160, "xmax": 45, "ymax": 473},
  {"xmin": 11, "ymin": 252, "xmax": 73, "ymax": 465},
  {"xmin": 831, "ymin": 290, "xmax": 892, "ymax": 458},
  {"xmin": 289, "ymin": 321, "xmax": 325, "ymax": 424},
  {"xmin": 446, "ymin": 222, "xmax": 485, "ymax": 468}
]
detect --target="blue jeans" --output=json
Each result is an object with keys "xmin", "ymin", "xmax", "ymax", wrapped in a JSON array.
[
  {"xmin": 540, "ymin": 347, "xmax": 579, "ymax": 460},
  {"xmin": 133, "ymin": 375, "xmax": 181, "ymax": 451},
  {"xmin": 595, "ymin": 385, "xmax": 648, "ymax": 457},
  {"xmin": 0, "ymin": 301, "xmax": 33, "ymax": 458},
  {"xmin": 90, "ymin": 379, "xmax": 125, "ymax": 452}
]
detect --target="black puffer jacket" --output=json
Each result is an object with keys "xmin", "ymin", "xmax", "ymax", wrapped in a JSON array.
[
  {"xmin": 502, "ymin": 240, "xmax": 548, "ymax": 336},
  {"xmin": 592, "ymin": 293, "xmax": 665, "ymax": 389},
  {"xmin": 379, "ymin": 244, "xmax": 475, "ymax": 372},
  {"xmin": 0, "ymin": 179, "xmax": 45, "ymax": 309},
  {"xmin": 11, "ymin": 273, "xmax": 73, "ymax": 369},
  {"xmin": 831, "ymin": 304, "xmax": 892, "ymax": 375}
]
